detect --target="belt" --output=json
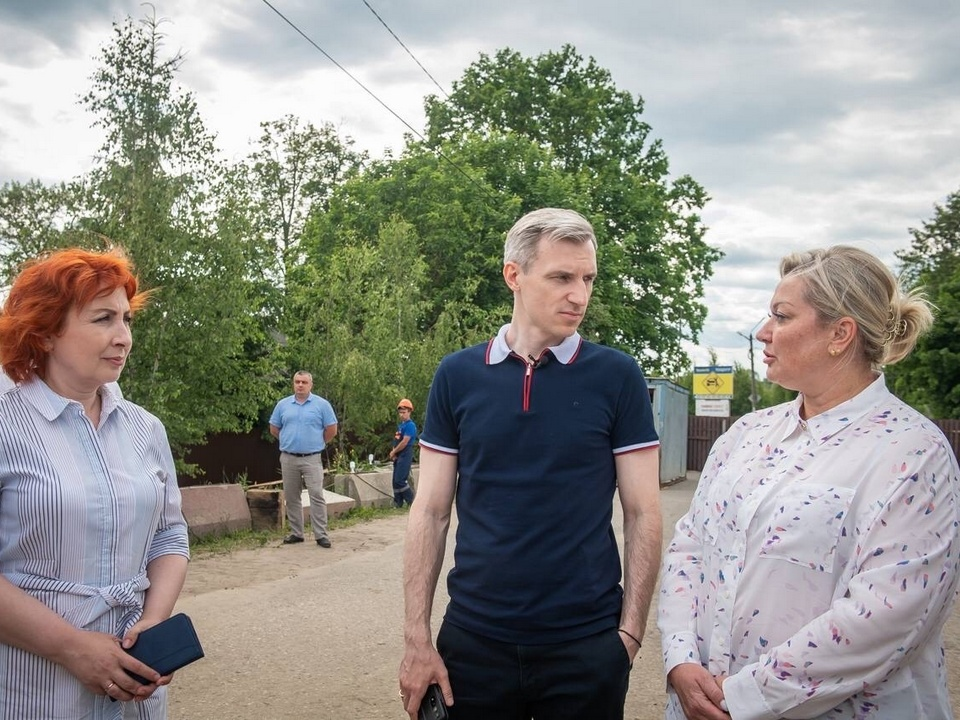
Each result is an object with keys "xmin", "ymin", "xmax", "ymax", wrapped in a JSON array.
[
  {"xmin": 286, "ymin": 451, "xmax": 321, "ymax": 457},
  {"xmin": 11, "ymin": 570, "xmax": 149, "ymax": 633}
]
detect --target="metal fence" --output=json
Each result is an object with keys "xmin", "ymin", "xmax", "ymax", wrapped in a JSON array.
[{"xmin": 688, "ymin": 416, "xmax": 960, "ymax": 472}]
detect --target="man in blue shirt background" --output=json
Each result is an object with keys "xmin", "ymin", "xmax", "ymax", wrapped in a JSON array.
[{"xmin": 269, "ymin": 370, "xmax": 338, "ymax": 548}]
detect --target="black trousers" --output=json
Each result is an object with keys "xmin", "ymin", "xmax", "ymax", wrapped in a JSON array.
[{"xmin": 437, "ymin": 620, "xmax": 631, "ymax": 720}]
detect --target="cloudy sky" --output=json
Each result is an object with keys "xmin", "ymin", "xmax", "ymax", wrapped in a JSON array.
[{"xmin": 1, "ymin": 0, "xmax": 958, "ymax": 372}]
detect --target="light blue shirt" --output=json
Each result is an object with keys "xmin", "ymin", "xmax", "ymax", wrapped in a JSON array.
[
  {"xmin": 0, "ymin": 378, "xmax": 189, "ymax": 719},
  {"xmin": 269, "ymin": 393, "xmax": 338, "ymax": 454}
]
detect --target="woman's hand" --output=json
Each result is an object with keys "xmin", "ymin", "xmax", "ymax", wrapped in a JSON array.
[
  {"xmin": 56, "ymin": 628, "xmax": 162, "ymax": 702},
  {"xmin": 667, "ymin": 664, "xmax": 730, "ymax": 720}
]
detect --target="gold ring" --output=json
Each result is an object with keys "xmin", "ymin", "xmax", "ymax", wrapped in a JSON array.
[{"xmin": 105, "ymin": 681, "xmax": 116, "ymax": 692}]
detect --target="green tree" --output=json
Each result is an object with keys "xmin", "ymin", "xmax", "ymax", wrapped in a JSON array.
[
  {"xmin": 0, "ymin": 180, "xmax": 85, "ymax": 284},
  {"xmin": 888, "ymin": 189, "xmax": 960, "ymax": 417},
  {"xmin": 77, "ymin": 14, "xmax": 275, "ymax": 467},
  {"xmin": 242, "ymin": 115, "xmax": 367, "ymax": 284},
  {"xmin": 757, "ymin": 378, "xmax": 797, "ymax": 408},
  {"xmin": 422, "ymin": 45, "xmax": 721, "ymax": 374},
  {"xmin": 729, "ymin": 363, "xmax": 757, "ymax": 416},
  {"xmin": 236, "ymin": 115, "xmax": 369, "ymax": 394},
  {"xmin": 288, "ymin": 217, "xmax": 471, "ymax": 460},
  {"xmin": 305, "ymin": 132, "xmax": 557, "ymax": 334}
]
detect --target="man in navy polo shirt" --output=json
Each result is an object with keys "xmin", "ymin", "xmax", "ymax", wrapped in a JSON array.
[
  {"xmin": 269, "ymin": 370, "xmax": 338, "ymax": 548},
  {"xmin": 399, "ymin": 208, "xmax": 662, "ymax": 719}
]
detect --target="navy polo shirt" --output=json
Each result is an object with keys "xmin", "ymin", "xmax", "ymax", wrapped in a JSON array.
[{"xmin": 420, "ymin": 326, "xmax": 659, "ymax": 644}]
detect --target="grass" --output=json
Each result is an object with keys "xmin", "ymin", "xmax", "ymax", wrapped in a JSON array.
[{"xmin": 188, "ymin": 504, "xmax": 410, "ymax": 557}]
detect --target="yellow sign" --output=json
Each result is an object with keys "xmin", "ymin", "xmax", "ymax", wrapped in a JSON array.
[{"xmin": 693, "ymin": 365, "xmax": 734, "ymax": 398}]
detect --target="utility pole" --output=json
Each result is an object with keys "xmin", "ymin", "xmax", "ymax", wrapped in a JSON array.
[{"xmin": 736, "ymin": 318, "xmax": 764, "ymax": 412}]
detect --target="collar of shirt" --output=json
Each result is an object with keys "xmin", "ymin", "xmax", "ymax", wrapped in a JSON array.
[
  {"xmin": 781, "ymin": 372, "xmax": 886, "ymax": 444},
  {"xmin": 18, "ymin": 377, "xmax": 121, "ymax": 424},
  {"xmin": 485, "ymin": 323, "xmax": 582, "ymax": 366}
]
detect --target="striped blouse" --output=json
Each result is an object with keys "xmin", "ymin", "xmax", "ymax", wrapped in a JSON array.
[{"xmin": 0, "ymin": 378, "xmax": 190, "ymax": 719}]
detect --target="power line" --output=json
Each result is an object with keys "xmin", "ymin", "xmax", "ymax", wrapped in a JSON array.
[
  {"xmin": 360, "ymin": 0, "xmax": 450, "ymax": 99},
  {"xmin": 258, "ymin": 0, "xmax": 498, "ymax": 203},
  {"xmin": 259, "ymin": 0, "xmax": 422, "ymax": 142}
]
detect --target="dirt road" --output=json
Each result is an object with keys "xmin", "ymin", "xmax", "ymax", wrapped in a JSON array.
[{"xmin": 168, "ymin": 477, "xmax": 960, "ymax": 719}]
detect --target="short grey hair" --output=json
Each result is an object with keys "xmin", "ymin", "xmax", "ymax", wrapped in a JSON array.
[
  {"xmin": 503, "ymin": 208, "xmax": 597, "ymax": 271},
  {"xmin": 293, "ymin": 370, "xmax": 313, "ymax": 381},
  {"xmin": 780, "ymin": 245, "xmax": 933, "ymax": 369}
]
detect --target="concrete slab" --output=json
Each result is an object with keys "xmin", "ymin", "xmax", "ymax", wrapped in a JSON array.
[
  {"xmin": 302, "ymin": 488, "xmax": 357, "ymax": 520},
  {"xmin": 183, "ymin": 467, "xmax": 415, "ymax": 540},
  {"xmin": 180, "ymin": 484, "xmax": 252, "ymax": 539},
  {"xmin": 331, "ymin": 467, "xmax": 419, "ymax": 509}
]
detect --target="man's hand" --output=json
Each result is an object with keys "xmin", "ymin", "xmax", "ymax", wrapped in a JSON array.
[
  {"xmin": 617, "ymin": 629, "xmax": 642, "ymax": 664},
  {"xmin": 667, "ymin": 663, "xmax": 729, "ymax": 720},
  {"xmin": 398, "ymin": 640, "xmax": 452, "ymax": 719}
]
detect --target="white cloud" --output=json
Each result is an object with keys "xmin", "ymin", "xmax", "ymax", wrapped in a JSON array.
[{"xmin": 1, "ymin": 0, "xmax": 958, "ymax": 375}]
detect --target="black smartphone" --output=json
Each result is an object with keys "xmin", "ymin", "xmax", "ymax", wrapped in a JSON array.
[{"xmin": 418, "ymin": 683, "xmax": 449, "ymax": 720}]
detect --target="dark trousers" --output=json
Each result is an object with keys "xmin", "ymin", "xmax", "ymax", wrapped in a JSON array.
[
  {"xmin": 392, "ymin": 453, "xmax": 415, "ymax": 507},
  {"xmin": 437, "ymin": 620, "xmax": 631, "ymax": 720}
]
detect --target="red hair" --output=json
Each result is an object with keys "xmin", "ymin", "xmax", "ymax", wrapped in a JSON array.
[{"xmin": 0, "ymin": 247, "xmax": 148, "ymax": 383}]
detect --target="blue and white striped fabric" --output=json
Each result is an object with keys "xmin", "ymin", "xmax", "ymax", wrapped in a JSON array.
[{"xmin": 0, "ymin": 378, "xmax": 189, "ymax": 719}]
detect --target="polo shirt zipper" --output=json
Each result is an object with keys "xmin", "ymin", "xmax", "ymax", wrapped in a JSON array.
[{"xmin": 521, "ymin": 354, "xmax": 544, "ymax": 412}]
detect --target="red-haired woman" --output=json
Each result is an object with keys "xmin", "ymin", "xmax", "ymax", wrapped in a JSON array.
[{"xmin": 0, "ymin": 248, "xmax": 189, "ymax": 718}]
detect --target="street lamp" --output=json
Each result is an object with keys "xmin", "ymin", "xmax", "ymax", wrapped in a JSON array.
[{"xmin": 737, "ymin": 318, "xmax": 765, "ymax": 412}]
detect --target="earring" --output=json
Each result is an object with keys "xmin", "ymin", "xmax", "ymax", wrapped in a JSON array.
[{"xmin": 828, "ymin": 347, "xmax": 839, "ymax": 357}]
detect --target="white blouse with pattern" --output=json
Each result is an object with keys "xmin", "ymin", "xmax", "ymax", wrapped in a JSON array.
[{"xmin": 659, "ymin": 375, "xmax": 960, "ymax": 719}]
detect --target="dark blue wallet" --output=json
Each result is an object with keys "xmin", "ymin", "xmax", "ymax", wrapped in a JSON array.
[{"xmin": 124, "ymin": 612, "xmax": 205, "ymax": 684}]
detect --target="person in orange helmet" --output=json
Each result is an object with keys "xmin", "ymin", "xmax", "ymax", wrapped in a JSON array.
[{"xmin": 389, "ymin": 398, "xmax": 417, "ymax": 507}]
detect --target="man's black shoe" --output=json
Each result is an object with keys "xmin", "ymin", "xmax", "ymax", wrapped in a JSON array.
[
  {"xmin": 282, "ymin": 534, "xmax": 304, "ymax": 544},
  {"xmin": 316, "ymin": 537, "xmax": 332, "ymax": 548}
]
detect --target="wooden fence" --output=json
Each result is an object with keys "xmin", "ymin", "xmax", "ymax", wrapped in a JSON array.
[
  {"xmin": 938, "ymin": 419, "xmax": 960, "ymax": 462},
  {"xmin": 687, "ymin": 416, "xmax": 960, "ymax": 472}
]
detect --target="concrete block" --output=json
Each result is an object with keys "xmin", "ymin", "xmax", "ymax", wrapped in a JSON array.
[
  {"xmin": 246, "ymin": 488, "xmax": 282, "ymax": 531},
  {"xmin": 332, "ymin": 467, "xmax": 419, "ymax": 509},
  {"xmin": 180, "ymin": 484, "xmax": 252, "ymax": 539},
  {"xmin": 302, "ymin": 489, "xmax": 357, "ymax": 520},
  {"xmin": 333, "ymin": 469, "xmax": 393, "ymax": 509}
]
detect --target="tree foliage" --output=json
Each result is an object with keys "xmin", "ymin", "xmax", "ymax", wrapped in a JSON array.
[
  {"xmin": 0, "ymin": 180, "xmax": 85, "ymax": 283},
  {"xmin": 232, "ymin": 115, "xmax": 369, "ymax": 411},
  {"xmin": 242, "ymin": 115, "xmax": 367, "ymax": 283},
  {"xmin": 421, "ymin": 45, "xmax": 721, "ymax": 374},
  {"xmin": 288, "ymin": 217, "xmax": 473, "ymax": 458},
  {"xmin": 1, "ymin": 22, "xmax": 730, "ymax": 473},
  {"xmin": 305, "ymin": 132, "xmax": 565, "ymax": 332},
  {"xmin": 74, "ymin": 15, "xmax": 275, "ymax": 467},
  {"xmin": 888, "ymin": 189, "xmax": 960, "ymax": 417}
]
